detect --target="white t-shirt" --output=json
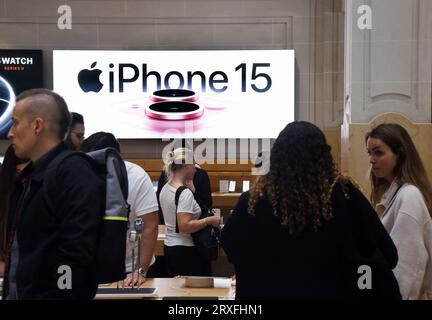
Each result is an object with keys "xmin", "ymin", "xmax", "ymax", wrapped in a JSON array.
[
  {"xmin": 159, "ymin": 183, "xmax": 202, "ymax": 247},
  {"xmin": 125, "ymin": 161, "xmax": 159, "ymax": 273},
  {"xmin": 377, "ymin": 180, "xmax": 432, "ymax": 300}
]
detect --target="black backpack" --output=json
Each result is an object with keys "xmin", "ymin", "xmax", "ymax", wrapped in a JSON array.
[
  {"xmin": 174, "ymin": 186, "xmax": 219, "ymax": 261},
  {"xmin": 43, "ymin": 147, "xmax": 130, "ymax": 284}
]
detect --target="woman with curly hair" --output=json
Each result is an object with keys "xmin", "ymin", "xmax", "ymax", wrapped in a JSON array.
[
  {"xmin": 221, "ymin": 121, "xmax": 400, "ymax": 300},
  {"xmin": 366, "ymin": 123, "xmax": 432, "ymax": 299}
]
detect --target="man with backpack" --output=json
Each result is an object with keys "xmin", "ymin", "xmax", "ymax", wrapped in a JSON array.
[
  {"xmin": 81, "ymin": 132, "xmax": 159, "ymax": 288},
  {"xmin": 3, "ymin": 89, "xmax": 104, "ymax": 300}
]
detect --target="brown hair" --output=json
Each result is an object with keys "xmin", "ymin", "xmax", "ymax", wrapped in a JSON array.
[{"xmin": 366, "ymin": 123, "xmax": 432, "ymax": 216}]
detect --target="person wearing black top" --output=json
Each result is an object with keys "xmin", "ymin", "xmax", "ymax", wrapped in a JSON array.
[
  {"xmin": 3, "ymin": 89, "xmax": 103, "ymax": 300},
  {"xmin": 221, "ymin": 121, "xmax": 401, "ymax": 300}
]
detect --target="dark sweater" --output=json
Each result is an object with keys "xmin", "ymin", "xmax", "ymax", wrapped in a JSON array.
[{"xmin": 221, "ymin": 182, "xmax": 401, "ymax": 300}]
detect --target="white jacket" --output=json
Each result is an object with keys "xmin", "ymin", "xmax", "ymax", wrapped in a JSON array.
[{"xmin": 376, "ymin": 180, "xmax": 432, "ymax": 300}]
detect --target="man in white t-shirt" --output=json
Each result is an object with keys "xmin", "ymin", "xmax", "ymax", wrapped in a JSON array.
[
  {"xmin": 123, "ymin": 161, "xmax": 159, "ymax": 286},
  {"xmin": 81, "ymin": 132, "xmax": 159, "ymax": 287}
]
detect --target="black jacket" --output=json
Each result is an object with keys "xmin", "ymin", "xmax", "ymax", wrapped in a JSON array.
[
  {"xmin": 3, "ymin": 143, "xmax": 103, "ymax": 300},
  {"xmin": 221, "ymin": 182, "xmax": 401, "ymax": 300}
]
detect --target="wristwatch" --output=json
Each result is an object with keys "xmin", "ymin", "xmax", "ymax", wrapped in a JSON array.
[{"xmin": 137, "ymin": 267, "xmax": 147, "ymax": 278}]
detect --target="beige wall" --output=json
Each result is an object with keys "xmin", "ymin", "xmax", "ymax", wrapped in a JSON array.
[
  {"xmin": 347, "ymin": 0, "xmax": 432, "ymax": 124},
  {"xmin": 342, "ymin": 0, "xmax": 432, "ymax": 190},
  {"xmin": 0, "ymin": 0, "xmax": 345, "ymax": 160}
]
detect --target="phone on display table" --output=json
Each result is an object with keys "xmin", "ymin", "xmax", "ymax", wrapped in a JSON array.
[
  {"xmin": 242, "ymin": 180, "xmax": 250, "ymax": 192},
  {"xmin": 228, "ymin": 181, "xmax": 236, "ymax": 192}
]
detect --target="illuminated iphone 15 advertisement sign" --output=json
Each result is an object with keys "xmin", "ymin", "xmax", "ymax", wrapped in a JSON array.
[{"xmin": 53, "ymin": 50, "xmax": 294, "ymax": 139}]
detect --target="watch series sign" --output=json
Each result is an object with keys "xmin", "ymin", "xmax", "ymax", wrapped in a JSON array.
[
  {"xmin": 0, "ymin": 49, "xmax": 43, "ymax": 138},
  {"xmin": 53, "ymin": 50, "xmax": 294, "ymax": 139}
]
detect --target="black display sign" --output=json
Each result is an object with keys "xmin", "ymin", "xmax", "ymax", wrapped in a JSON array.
[{"xmin": 0, "ymin": 49, "xmax": 43, "ymax": 138}]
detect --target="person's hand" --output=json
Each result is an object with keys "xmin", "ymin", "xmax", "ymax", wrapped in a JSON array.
[
  {"xmin": 206, "ymin": 216, "xmax": 221, "ymax": 228},
  {"xmin": 123, "ymin": 272, "xmax": 146, "ymax": 287},
  {"xmin": 185, "ymin": 180, "xmax": 196, "ymax": 193}
]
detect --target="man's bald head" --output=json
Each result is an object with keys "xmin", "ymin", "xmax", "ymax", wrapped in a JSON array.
[{"xmin": 16, "ymin": 89, "xmax": 71, "ymax": 140}]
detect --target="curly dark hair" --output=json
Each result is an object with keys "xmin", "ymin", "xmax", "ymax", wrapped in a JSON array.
[{"xmin": 248, "ymin": 121, "xmax": 339, "ymax": 234}]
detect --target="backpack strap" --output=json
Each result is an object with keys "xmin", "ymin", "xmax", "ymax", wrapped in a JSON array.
[
  {"xmin": 174, "ymin": 186, "xmax": 188, "ymax": 234},
  {"xmin": 86, "ymin": 147, "xmax": 129, "ymax": 201},
  {"xmin": 43, "ymin": 150, "xmax": 95, "ymax": 216}
]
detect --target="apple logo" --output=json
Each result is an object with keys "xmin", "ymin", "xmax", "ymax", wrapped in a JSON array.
[{"xmin": 77, "ymin": 62, "xmax": 103, "ymax": 92}]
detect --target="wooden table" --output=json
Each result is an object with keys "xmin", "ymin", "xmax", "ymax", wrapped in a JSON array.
[{"xmin": 97, "ymin": 277, "xmax": 235, "ymax": 300}]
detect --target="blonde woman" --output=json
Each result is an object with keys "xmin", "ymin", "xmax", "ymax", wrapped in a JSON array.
[
  {"xmin": 158, "ymin": 148, "xmax": 220, "ymax": 277},
  {"xmin": 366, "ymin": 123, "xmax": 432, "ymax": 299}
]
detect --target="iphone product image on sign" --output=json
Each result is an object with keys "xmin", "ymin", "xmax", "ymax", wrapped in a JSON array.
[
  {"xmin": 150, "ymin": 89, "xmax": 199, "ymax": 102},
  {"xmin": 145, "ymin": 101, "xmax": 204, "ymax": 120}
]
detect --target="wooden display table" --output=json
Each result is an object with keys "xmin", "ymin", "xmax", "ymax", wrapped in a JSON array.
[{"xmin": 97, "ymin": 277, "xmax": 235, "ymax": 300}]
